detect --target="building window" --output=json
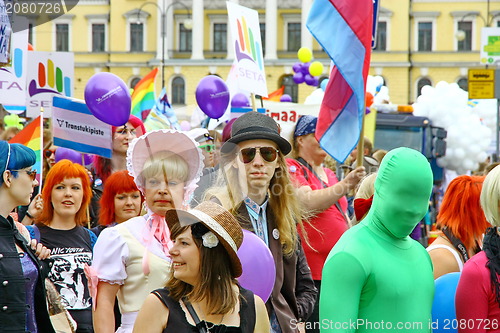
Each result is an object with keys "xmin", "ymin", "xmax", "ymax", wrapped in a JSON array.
[
  {"xmin": 260, "ymin": 23, "xmax": 266, "ymax": 56},
  {"xmin": 130, "ymin": 77, "xmax": 142, "ymax": 90},
  {"xmin": 457, "ymin": 21, "xmax": 472, "ymax": 51},
  {"xmin": 374, "ymin": 21, "xmax": 387, "ymax": 51},
  {"xmin": 92, "ymin": 23, "xmax": 105, "ymax": 52},
  {"xmin": 457, "ymin": 77, "xmax": 468, "ymax": 91},
  {"xmin": 417, "ymin": 78, "xmax": 432, "ymax": 97},
  {"xmin": 179, "ymin": 23, "xmax": 192, "ymax": 52},
  {"xmin": 130, "ymin": 23, "xmax": 144, "ymax": 52},
  {"xmin": 172, "ymin": 76, "xmax": 185, "ymax": 105},
  {"xmin": 56, "ymin": 23, "xmax": 69, "ymax": 51},
  {"xmin": 213, "ymin": 23, "xmax": 227, "ymax": 52},
  {"xmin": 28, "ymin": 23, "xmax": 33, "ymax": 45},
  {"xmin": 287, "ymin": 22, "xmax": 301, "ymax": 52},
  {"xmin": 281, "ymin": 75, "xmax": 298, "ymax": 102},
  {"xmin": 418, "ymin": 22, "xmax": 432, "ymax": 51}
]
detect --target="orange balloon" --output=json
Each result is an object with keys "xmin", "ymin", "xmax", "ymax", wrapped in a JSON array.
[
  {"xmin": 27, "ymin": 43, "xmax": 34, "ymax": 51},
  {"xmin": 365, "ymin": 92, "xmax": 374, "ymax": 107}
]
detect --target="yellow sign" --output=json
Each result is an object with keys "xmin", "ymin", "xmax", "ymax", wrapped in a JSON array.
[{"xmin": 468, "ymin": 69, "xmax": 495, "ymax": 99}]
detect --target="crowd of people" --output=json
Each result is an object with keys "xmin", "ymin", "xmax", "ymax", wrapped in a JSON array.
[{"xmin": 1, "ymin": 110, "xmax": 500, "ymax": 333}]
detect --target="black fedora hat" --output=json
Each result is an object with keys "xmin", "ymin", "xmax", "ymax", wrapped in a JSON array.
[{"xmin": 221, "ymin": 112, "xmax": 291, "ymax": 155}]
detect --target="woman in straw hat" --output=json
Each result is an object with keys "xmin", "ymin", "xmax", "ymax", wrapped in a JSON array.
[
  {"xmin": 0, "ymin": 141, "xmax": 55, "ymax": 333},
  {"xmin": 133, "ymin": 201, "xmax": 270, "ymax": 332},
  {"xmin": 90, "ymin": 129, "xmax": 204, "ymax": 333}
]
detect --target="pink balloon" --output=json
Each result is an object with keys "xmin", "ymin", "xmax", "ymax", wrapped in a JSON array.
[
  {"xmin": 237, "ymin": 230, "xmax": 276, "ymax": 302},
  {"xmin": 195, "ymin": 75, "xmax": 230, "ymax": 119},
  {"xmin": 84, "ymin": 72, "xmax": 131, "ymax": 126},
  {"xmin": 180, "ymin": 120, "xmax": 191, "ymax": 131}
]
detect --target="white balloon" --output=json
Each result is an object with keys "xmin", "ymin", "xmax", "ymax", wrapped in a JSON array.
[
  {"xmin": 436, "ymin": 157, "xmax": 448, "ymax": 168},
  {"xmin": 455, "ymin": 148, "xmax": 466, "ymax": 159},
  {"xmin": 463, "ymin": 159, "xmax": 474, "ymax": 171}
]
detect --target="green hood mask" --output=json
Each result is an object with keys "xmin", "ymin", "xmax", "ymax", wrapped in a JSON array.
[{"xmin": 368, "ymin": 147, "xmax": 433, "ymax": 239}]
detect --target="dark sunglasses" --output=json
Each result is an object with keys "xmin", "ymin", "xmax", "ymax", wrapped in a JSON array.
[
  {"xmin": 13, "ymin": 169, "xmax": 37, "ymax": 181},
  {"xmin": 199, "ymin": 144, "xmax": 216, "ymax": 153},
  {"xmin": 238, "ymin": 147, "xmax": 279, "ymax": 164},
  {"xmin": 44, "ymin": 149, "xmax": 55, "ymax": 158}
]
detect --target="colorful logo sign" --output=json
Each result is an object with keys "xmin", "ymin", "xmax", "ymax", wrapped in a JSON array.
[
  {"xmin": 227, "ymin": 2, "xmax": 268, "ymax": 97},
  {"xmin": 26, "ymin": 51, "xmax": 74, "ymax": 117}
]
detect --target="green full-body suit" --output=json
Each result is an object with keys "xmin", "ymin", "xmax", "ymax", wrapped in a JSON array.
[{"xmin": 319, "ymin": 147, "xmax": 435, "ymax": 332}]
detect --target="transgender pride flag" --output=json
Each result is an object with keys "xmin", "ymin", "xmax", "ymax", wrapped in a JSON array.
[{"xmin": 307, "ymin": 0, "xmax": 373, "ymax": 163}]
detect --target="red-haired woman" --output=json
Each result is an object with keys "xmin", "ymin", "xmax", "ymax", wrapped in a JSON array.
[
  {"xmin": 92, "ymin": 170, "xmax": 143, "ymax": 237},
  {"xmin": 92, "ymin": 115, "xmax": 145, "ymax": 185},
  {"xmin": 27, "ymin": 159, "xmax": 96, "ymax": 333},
  {"xmin": 427, "ymin": 175, "xmax": 490, "ymax": 279}
]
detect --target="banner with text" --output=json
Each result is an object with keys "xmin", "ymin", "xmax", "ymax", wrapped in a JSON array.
[
  {"xmin": 27, "ymin": 51, "xmax": 74, "ymax": 118},
  {"xmin": 226, "ymin": 2, "xmax": 267, "ymax": 97},
  {"xmin": 0, "ymin": 0, "xmax": 11, "ymax": 65},
  {"xmin": 52, "ymin": 96, "xmax": 112, "ymax": 158},
  {"xmin": 0, "ymin": 16, "xmax": 28, "ymax": 113}
]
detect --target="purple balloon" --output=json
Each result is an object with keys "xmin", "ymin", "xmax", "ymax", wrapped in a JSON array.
[
  {"xmin": 304, "ymin": 74, "xmax": 316, "ymax": 86},
  {"xmin": 84, "ymin": 72, "xmax": 131, "ymax": 126},
  {"xmin": 293, "ymin": 72, "xmax": 305, "ymax": 84},
  {"xmin": 280, "ymin": 94, "xmax": 292, "ymax": 102},
  {"xmin": 55, "ymin": 147, "xmax": 83, "ymax": 165},
  {"xmin": 231, "ymin": 93, "xmax": 250, "ymax": 107},
  {"xmin": 237, "ymin": 230, "xmax": 276, "ymax": 302},
  {"xmin": 301, "ymin": 62, "xmax": 311, "ymax": 75},
  {"xmin": 83, "ymin": 154, "xmax": 94, "ymax": 166},
  {"xmin": 292, "ymin": 62, "xmax": 302, "ymax": 74},
  {"xmin": 195, "ymin": 75, "xmax": 230, "ymax": 119}
]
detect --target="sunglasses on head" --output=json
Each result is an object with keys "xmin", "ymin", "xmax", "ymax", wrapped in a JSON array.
[
  {"xmin": 44, "ymin": 149, "xmax": 56, "ymax": 158},
  {"xmin": 13, "ymin": 169, "xmax": 37, "ymax": 181},
  {"xmin": 199, "ymin": 144, "xmax": 216, "ymax": 153},
  {"xmin": 238, "ymin": 147, "xmax": 279, "ymax": 164}
]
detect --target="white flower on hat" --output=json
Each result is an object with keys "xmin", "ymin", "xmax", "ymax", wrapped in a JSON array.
[{"xmin": 202, "ymin": 231, "xmax": 219, "ymax": 248}]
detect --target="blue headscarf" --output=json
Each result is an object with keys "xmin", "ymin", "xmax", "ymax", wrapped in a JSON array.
[{"xmin": 294, "ymin": 115, "xmax": 317, "ymax": 137}]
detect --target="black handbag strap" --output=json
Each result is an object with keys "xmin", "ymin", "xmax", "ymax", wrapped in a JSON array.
[
  {"xmin": 183, "ymin": 298, "xmax": 208, "ymax": 333},
  {"xmin": 296, "ymin": 157, "xmax": 350, "ymax": 226},
  {"xmin": 442, "ymin": 226, "xmax": 469, "ymax": 263}
]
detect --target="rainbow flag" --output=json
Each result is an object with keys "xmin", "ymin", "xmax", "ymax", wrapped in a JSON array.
[
  {"xmin": 263, "ymin": 86, "xmax": 284, "ymax": 102},
  {"xmin": 9, "ymin": 116, "xmax": 42, "ymax": 179},
  {"xmin": 131, "ymin": 68, "xmax": 158, "ymax": 121}
]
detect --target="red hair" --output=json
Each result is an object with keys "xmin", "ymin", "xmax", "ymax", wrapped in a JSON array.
[
  {"xmin": 437, "ymin": 175, "xmax": 490, "ymax": 250},
  {"xmin": 93, "ymin": 115, "xmax": 145, "ymax": 182},
  {"xmin": 38, "ymin": 160, "xmax": 93, "ymax": 226},
  {"xmin": 98, "ymin": 170, "xmax": 143, "ymax": 226}
]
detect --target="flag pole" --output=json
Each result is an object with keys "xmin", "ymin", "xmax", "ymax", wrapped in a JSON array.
[
  {"xmin": 38, "ymin": 107, "xmax": 44, "ymax": 193},
  {"xmin": 250, "ymin": 93, "xmax": 257, "ymax": 112},
  {"xmin": 356, "ymin": 105, "xmax": 366, "ymax": 168}
]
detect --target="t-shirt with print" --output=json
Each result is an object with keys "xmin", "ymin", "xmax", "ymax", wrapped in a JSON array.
[{"xmin": 36, "ymin": 223, "xmax": 93, "ymax": 331}]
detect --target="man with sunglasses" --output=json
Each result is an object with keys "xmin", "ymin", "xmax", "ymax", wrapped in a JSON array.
[{"xmin": 208, "ymin": 112, "xmax": 317, "ymax": 333}]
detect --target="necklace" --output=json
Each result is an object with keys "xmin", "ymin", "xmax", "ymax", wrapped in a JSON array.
[{"xmin": 195, "ymin": 303, "xmax": 225, "ymax": 333}]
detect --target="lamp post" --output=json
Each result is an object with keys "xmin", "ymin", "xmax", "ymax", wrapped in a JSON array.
[{"xmin": 137, "ymin": 1, "xmax": 193, "ymax": 89}]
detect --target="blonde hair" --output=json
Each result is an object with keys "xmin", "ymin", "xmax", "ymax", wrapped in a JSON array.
[
  {"xmin": 481, "ymin": 165, "xmax": 500, "ymax": 226},
  {"xmin": 355, "ymin": 172, "xmax": 377, "ymax": 200},
  {"xmin": 205, "ymin": 150, "xmax": 303, "ymax": 256},
  {"xmin": 137, "ymin": 151, "xmax": 189, "ymax": 189}
]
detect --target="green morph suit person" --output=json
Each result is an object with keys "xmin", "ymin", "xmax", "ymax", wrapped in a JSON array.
[{"xmin": 319, "ymin": 147, "xmax": 434, "ymax": 332}]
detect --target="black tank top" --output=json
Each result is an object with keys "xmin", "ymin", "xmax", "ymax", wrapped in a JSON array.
[{"xmin": 152, "ymin": 286, "xmax": 256, "ymax": 333}]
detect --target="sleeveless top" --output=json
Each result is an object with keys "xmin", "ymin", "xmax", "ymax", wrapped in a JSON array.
[
  {"xmin": 152, "ymin": 286, "xmax": 256, "ymax": 333},
  {"xmin": 427, "ymin": 244, "xmax": 464, "ymax": 271}
]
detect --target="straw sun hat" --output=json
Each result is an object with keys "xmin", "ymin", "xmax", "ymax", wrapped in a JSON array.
[
  {"xmin": 126, "ymin": 129, "xmax": 204, "ymax": 200},
  {"xmin": 165, "ymin": 201, "xmax": 244, "ymax": 277}
]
